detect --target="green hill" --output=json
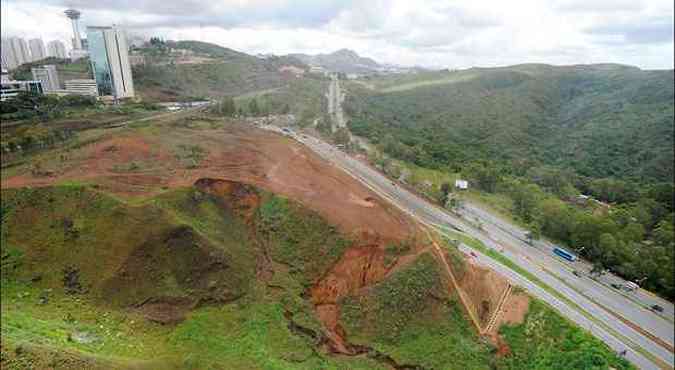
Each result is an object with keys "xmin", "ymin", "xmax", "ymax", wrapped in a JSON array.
[
  {"xmin": 132, "ymin": 40, "xmax": 308, "ymax": 102},
  {"xmin": 346, "ymin": 64, "xmax": 674, "ymax": 299},
  {"xmin": 347, "ymin": 64, "xmax": 674, "ymax": 183}
]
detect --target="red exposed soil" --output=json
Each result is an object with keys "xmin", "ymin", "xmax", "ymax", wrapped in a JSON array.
[
  {"xmin": 2, "ymin": 119, "xmax": 518, "ymax": 355},
  {"xmin": 2, "ymin": 123, "xmax": 414, "ymax": 244},
  {"xmin": 495, "ymin": 292, "xmax": 530, "ymax": 328},
  {"xmin": 459, "ymin": 259, "xmax": 511, "ymax": 327}
]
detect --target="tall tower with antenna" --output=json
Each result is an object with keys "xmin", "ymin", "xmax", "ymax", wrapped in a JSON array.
[{"xmin": 64, "ymin": 8, "xmax": 82, "ymax": 50}]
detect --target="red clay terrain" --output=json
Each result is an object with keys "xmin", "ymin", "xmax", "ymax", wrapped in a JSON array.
[{"xmin": 1, "ymin": 117, "xmax": 522, "ymax": 354}]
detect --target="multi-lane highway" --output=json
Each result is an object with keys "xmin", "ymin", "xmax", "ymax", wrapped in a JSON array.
[
  {"xmin": 265, "ymin": 125, "xmax": 674, "ymax": 370},
  {"xmin": 326, "ymin": 74, "xmax": 346, "ymax": 132}
]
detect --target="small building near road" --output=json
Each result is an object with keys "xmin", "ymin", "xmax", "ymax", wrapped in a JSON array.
[
  {"xmin": 1, "ymin": 75, "xmax": 43, "ymax": 101},
  {"xmin": 455, "ymin": 179, "xmax": 469, "ymax": 190},
  {"xmin": 63, "ymin": 79, "xmax": 98, "ymax": 96},
  {"xmin": 31, "ymin": 64, "xmax": 60, "ymax": 92}
]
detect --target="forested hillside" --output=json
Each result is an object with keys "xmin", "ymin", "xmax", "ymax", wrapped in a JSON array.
[
  {"xmin": 346, "ymin": 64, "xmax": 675, "ymax": 299},
  {"xmin": 132, "ymin": 40, "xmax": 308, "ymax": 101}
]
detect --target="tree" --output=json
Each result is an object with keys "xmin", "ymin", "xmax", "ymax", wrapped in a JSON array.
[
  {"xmin": 526, "ymin": 221, "xmax": 542, "ymax": 245},
  {"xmin": 212, "ymin": 97, "xmax": 236, "ymax": 117},
  {"xmin": 248, "ymin": 98, "xmax": 260, "ymax": 116},
  {"xmin": 463, "ymin": 162, "xmax": 501, "ymax": 193},
  {"xmin": 439, "ymin": 182, "xmax": 452, "ymax": 205},
  {"xmin": 333, "ymin": 128, "xmax": 351, "ymax": 146}
]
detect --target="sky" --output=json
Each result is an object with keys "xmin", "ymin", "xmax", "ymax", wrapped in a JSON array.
[{"xmin": 2, "ymin": 0, "xmax": 673, "ymax": 69}]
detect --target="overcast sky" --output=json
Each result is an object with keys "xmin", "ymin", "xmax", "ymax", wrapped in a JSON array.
[{"xmin": 2, "ymin": 0, "xmax": 673, "ymax": 69}]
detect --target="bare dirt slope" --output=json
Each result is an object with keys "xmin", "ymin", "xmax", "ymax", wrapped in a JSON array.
[
  {"xmin": 1, "ymin": 115, "xmax": 520, "ymax": 354},
  {"xmin": 2, "ymin": 120, "xmax": 412, "ymax": 244}
]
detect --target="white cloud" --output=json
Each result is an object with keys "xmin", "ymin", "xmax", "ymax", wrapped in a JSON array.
[{"xmin": 1, "ymin": 0, "xmax": 672, "ymax": 69}]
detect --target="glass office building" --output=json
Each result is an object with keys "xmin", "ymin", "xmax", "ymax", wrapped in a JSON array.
[{"xmin": 86, "ymin": 26, "xmax": 134, "ymax": 99}]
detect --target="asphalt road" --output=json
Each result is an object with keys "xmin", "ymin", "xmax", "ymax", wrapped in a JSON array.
[
  {"xmin": 266, "ymin": 125, "xmax": 674, "ymax": 370},
  {"xmin": 458, "ymin": 203, "xmax": 675, "ymax": 339},
  {"xmin": 326, "ymin": 74, "xmax": 346, "ymax": 132}
]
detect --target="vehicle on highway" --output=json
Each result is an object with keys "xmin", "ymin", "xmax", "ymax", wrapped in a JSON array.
[
  {"xmin": 611, "ymin": 283, "xmax": 623, "ymax": 290},
  {"xmin": 573, "ymin": 270, "xmax": 582, "ymax": 277},
  {"xmin": 625, "ymin": 281, "xmax": 639, "ymax": 291},
  {"xmin": 651, "ymin": 304, "xmax": 664, "ymax": 313},
  {"xmin": 553, "ymin": 246, "xmax": 577, "ymax": 262}
]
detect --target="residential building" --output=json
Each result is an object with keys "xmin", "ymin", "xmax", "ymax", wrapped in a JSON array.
[
  {"xmin": 1, "ymin": 38, "xmax": 19, "ymax": 70},
  {"xmin": 64, "ymin": 79, "xmax": 98, "ymax": 96},
  {"xmin": 4, "ymin": 37, "xmax": 31, "ymax": 67},
  {"xmin": 1, "ymin": 78, "xmax": 43, "ymax": 101},
  {"xmin": 47, "ymin": 40, "xmax": 67, "ymax": 59},
  {"xmin": 31, "ymin": 65, "xmax": 60, "ymax": 91},
  {"xmin": 454, "ymin": 179, "xmax": 469, "ymax": 190},
  {"xmin": 86, "ymin": 26, "xmax": 135, "ymax": 99},
  {"xmin": 29, "ymin": 38, "xmax": 47, "ymax": 61}
]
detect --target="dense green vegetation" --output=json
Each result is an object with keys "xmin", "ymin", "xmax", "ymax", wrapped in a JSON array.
[
  {"xmin": 346, "ymin": 64, "xmax": 674, "ymax": 300},
  {"xmin": 499, "ymin": 300, "xmax": 633, "ymax": 370},
  {"xmin": 132, "ymin": 40, "xmax": 308, "ymax": 102},
  {"xmin": 1, "ymin": 91, "xmax": 97, "ymax": 121}
]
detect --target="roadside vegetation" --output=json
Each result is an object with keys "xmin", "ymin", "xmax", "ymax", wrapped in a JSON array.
[{"xmin": 345, "ymin": 65, "xmax": 674, "ymax": 300}]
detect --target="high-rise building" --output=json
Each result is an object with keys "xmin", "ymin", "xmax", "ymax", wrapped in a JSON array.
[
  {"xmin": 86, "ymin": 26, "xmax": 135, "ymax": 99},
  {"xmin": 47, "ymin": 40, "xmax": 67, "ymax": 59},
  {"xmin": 8, "ymin": 37, "xmax": 31, "ymax": 66},
  {"xmin": 31, "ymin": 64, "xmax": 60, "ymax": 91},
  {"xmin": 1, "ymin": 38, "xmax": 19, "ymax": 70},
  {"xmin": 29, "ymin": 38, "xmax": 47, "ymax": 62}
]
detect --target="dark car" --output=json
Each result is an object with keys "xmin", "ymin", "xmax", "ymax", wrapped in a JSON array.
[
  {"xmin": 573, "ymin": 270, "xmax": 582, "ymax": 277},
  {"xmin": 611, "ymin": 283, "xmax": 622, "ymax": 290},
  {"xmin": 651, "ymin": 304, "xmax": 664, "ymax": 313}
]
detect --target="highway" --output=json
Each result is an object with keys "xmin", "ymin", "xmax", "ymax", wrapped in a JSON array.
[
  {"xmin": 265, "ymin": 125, "xmax": 674, "ymax": 370},
  {"xmin": 326, "ymin": 74, "xmax": 346, "ymax": 132},
  {"xmin": 458, "ymin": 203, "xmax": 675, "ymax": 339}
]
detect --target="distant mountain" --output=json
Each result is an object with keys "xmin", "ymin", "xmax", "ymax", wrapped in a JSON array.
[{"xmin": 288, "ymin": 49, "xmax": 381, "ymax": 73}]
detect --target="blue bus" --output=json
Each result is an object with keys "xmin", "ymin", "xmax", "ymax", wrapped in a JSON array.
[{"xmin": 553, "ymin": 247, "xmax": 577, "ymax": 262}]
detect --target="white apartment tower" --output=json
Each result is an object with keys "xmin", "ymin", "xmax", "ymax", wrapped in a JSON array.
[
  {"xmin": 47, "ymin": 40, "xmax": 67, "ymax": 59},
  {"xmin": 29, "ymin": 38, "xmax": 47, "ymax": 61},
  {"xmin": 86, "ymin": 26, "xmax": 135, "ymax": 99},
  {"xmin": 1, "ymin": 38, "xmax": 18, "ymax": 70},
  {"xmin": 6, "ymin": 37, "xmax": 31, "ymax": 66}
]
